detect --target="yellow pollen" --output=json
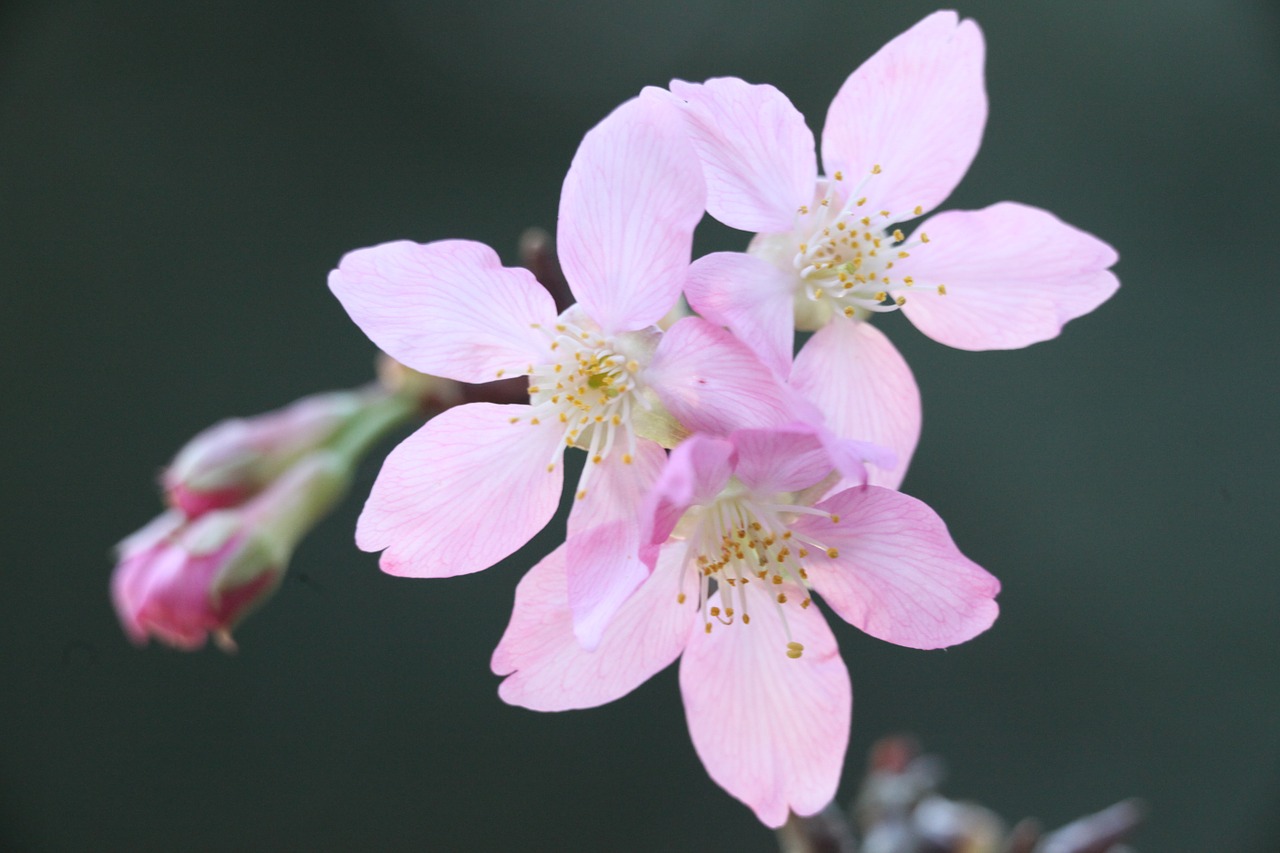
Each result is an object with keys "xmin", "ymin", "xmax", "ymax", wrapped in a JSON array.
[
  {"xmin": 843, "ymin": 307, "xmax": 856, "ymax": 318},
  {"xmin": 798, "ymin": 205, "xmax": 809, "ymax": 215},
  {"xmin": 913, "ymin": 205, "xmax": 923, "ymax": 216},
  {"xmin": 871, "ymin": 164, "xmax": 882, "ymax": 174},
  {"xmin": 903, "ymin": 276, "xmax": 915, "ymax": 285},
  {"xmin": 879, "ymin": 210, "xmax": 890, "ymax": 218},
  {"xmin": 834, "ymin": 170, "xmax": 844, "ymax": 181},
  {"xmin": 496, "ymin": 369, "xmax": 506, "ymax": 378},
  {"xmin": 786, "ymin": 644, "xmax": 804, "ymax": 660},
  {"xmin": 896, "ymin": 295, "xmax": 907, "ymax": 306},
  {"xmin": 591, "ymin": 454, "xmax": 602, "ymax": 464},
  {"xmin": 937, "ymin": 284, "xmax": 948, "ymax": 295},
  {"xmin": 856, "ymin": 197, "xmax": 867, "ymax": 207},
  {"xmin": 530, "ymin": 417, "xmax": 540, "ymax": 425},
  {"xmin": 826, "ymin": 547, "xmax": 839, "ymax": 558},
  {"xmin": 920, "ymin": 232, "xmax": 931, "ymax": 243},
  {"xmin": 898, "ymin": 251, "xmax": 910, "ymax": 259},
  {"xmin": 893, "ymin": 229, "xmax": 905, "ymax": 242},
  {"xmin": 509, "ymin": 417, "xmax": 520, "ymax": 424},
  {"xmin": 874, "ymin": 291, "xmax": 887, "ymax": 302}
]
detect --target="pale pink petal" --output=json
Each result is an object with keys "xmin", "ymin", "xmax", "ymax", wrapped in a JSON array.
[
  {"xmin": 667, "ymin": 77, "xmax": 816, "ymax": 233},
  {"xmin": 685, "ymin": 252, "xmax": 798, "ymax": 378},
  {"xmin": 492, "ymin": 542, "xmax": 697, "ymax": 711},
  {"xmin": 821, "ymin": 11, "xmax": 986, "ymax": 217},
  {"xmin": 329, "ymin": 240, "xmax": 557, "ymax": 384},
  {"xmin": 564, "ymin": 521, "xmax": 649, "ymax": 651},
  {"xmin": 895, "ymin": 202, "xmax": 1120, "ymax": 350},
  {"xmin": 729, "ymin": 424, "xmax": 833, "ymax": 496},
  {"xmin": 356, "ymin": 403, "xmax": 564, "ymax": 578},
  {"xmin": 796, "ymin": 486, "xmax": 1000, "ymax": 649},
  {"xmin": 679, "ymin": 584, "xmax": 851, "ymax": 827},
  {"xmin": 646, "ymin": 317, "xmax": 809, "ymax": 435},
  {"xmin": 639, "ymin": 434, "xmax": 735, "ymax": 569},
  {"xmin": 558, "ymin": 94, "xmax": 706, "ymax": 333},
  {"xmin": 790, "ymin": 318, "xmax": 919, "ymax": 489},
  {"xmin": 567, "ymin": 438, "xmax": 668, "ymax": 535}
]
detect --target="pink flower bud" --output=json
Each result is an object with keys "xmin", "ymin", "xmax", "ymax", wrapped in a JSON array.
[
  {"xmin": 163, "ymin": 389, "xmax": 370, "ymax": 517},
  {"xmin": 114, "ymin": 452, "xmax": 352, "ymax": 651}
]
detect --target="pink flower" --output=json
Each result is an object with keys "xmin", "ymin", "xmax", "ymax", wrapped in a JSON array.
[
  {"xmin": 112, "ymin": 452, "xmax": 351, "ymax": 651},
  {"xmin": 164, "ymin": 388, "xmax": 373, "ymax": 516},
  {"xmin": 664, "ymin": 11, "xmax": 1119, "ymax": 488},
  {"xmin": 329, "ymin": 93, "xmax": 800, "ymax": 647},
  {"xmin": 492, "ymin": 424, "xmax": 999, "ymax": 826}
]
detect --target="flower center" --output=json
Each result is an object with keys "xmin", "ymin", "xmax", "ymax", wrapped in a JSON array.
[
  {"xmin": 503, "ymin": 313, "xmax": 656, "ymax": 496},
  {"xmin": 675, "ymin": 482, "xmax": 841, "ymax": 659},
  {"xmin": 751, "ymin": 166, "xmax": 947, "ymax": 330}
]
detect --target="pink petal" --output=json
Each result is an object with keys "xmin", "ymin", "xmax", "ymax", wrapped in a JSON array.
[
  {"xmin": 567, "ymin": 438, "xmax": 668, "ymax": 535},
  {"xmin": 667, "ymin": 77, "xmax": 816, "ymax": 233},
  {"xmin": 685, "ymin": 252, "xmax": 798, "ymax": 378},
  {"xmin": 796, "ymin": 486, "xmax": 1000, "ymax": 649},
  {"xmin": 329, "ymin": 240, "xmax": 557, "ymax": 384},
  {"xmin": 679, "ymin": 584, "xmax": 851, "ymax": 827},
  {"xmin": 492, "ymin": 542, "xmax": 697, "ymax": 711},
  {"xmin": 821, "ymin": 11, "xmax": 986, "ymax": 218},
  {"xmin": 557, "ymin": 94, "xmax": 706, "ymax": 334},
  {"xmin": 356, "ymin": 403, "xmax": 564, "ymax": 578},
  {"xmin": 729, "ymin": 424, "xmax": 834, "ymax": 496},
  {"xmin": 564, "ymin": 521, "xmax": 649, "ymax": 651},
  {"xmin": 895, "ymin": 202, "xmax": 1120, "ymax": 350},
  {"xmin": 640, "ymin": 435, "xmax": 735, "ymax": 569},
  {"xmin": 646, "ymin": 317, "xmax": 807, "ymax": 436},
  {"xmin": 790, "ymin": 318, "xmax": 919, "ymax": 489}
]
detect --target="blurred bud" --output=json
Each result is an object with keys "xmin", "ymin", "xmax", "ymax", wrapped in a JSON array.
[
  {"xmin": 163, "ymin": 389, "xmax": 372, "ymax": 516},
  {"xmin": 113, "ymin": 451, "xmax": 352, "ymax": 651}
]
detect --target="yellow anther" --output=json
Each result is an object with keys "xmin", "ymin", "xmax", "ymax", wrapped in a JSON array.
[
  {"xmin": 843, "ymin": 306, "xmax": 856, "ymax": 318},
  {"xmin": 896, "ymin": 295, "xmax": 907, "ymax": 306},
  {"xmin": 798, "ymin": 205, "xmax": 809, "ymax": 215},
  {"xmin": 798, "ymin": 568, "xmax": 808, "ymax": 580},
  {"xmin": 553, "ymin": 364, "xmax": 562, "ymax": 373},
  {"xmin": 798, "ymin": 548, "xmax": 809, "ymax": 558},
  {"xmin": 830, "ymin": 514, "xmax": 841, "ymax": 523},
  {"xmin": 546, "ymin": 463, "xmax": 555, "ymax": 472},
  {"xmin": 742, "ymin": 614, "xmax": 751, "ymax": 625},
  {"xmin": 903, "ymin": 276, "xmax": 914, "ymax": 285},
  {"xmin": 799, "ymin": 243, "xmax": 808, "ymax": 253},
  {"xmin": 677, "ymin": 592, "xmax": 686, "ymax": 604},
  {"xmin": 834, "ymin": 170, "xmax": 844, "ymax": 181},
  {"xmin": 937, "ymin": 284, "xmax": 948, "ymax": 295},
  {"xmin": 860, "ymin": 216, "xmax": 871, "ymax": 226},
  {"xmin": 856, "ymin": 197, "xmax": 867, "ymax": 206},
  {"xmin": 801, "ymin": 598, "xmax": 812, "ymax": 609},
  {"xmin": 871, "ymin": 164, "xmax": 882, "ymax": 174},
  {"xmin": 704, "ymin": 622, "xmax": 713, "ymax": 634},
  {"xmin": 879, "ymin": 210, "xmax": 890, "ymax": 218},
  {"xmin": 826, "ymin": 547, "xmax": 839, "ymax": 558},
  {"xmin": 812, "ymin": 287, "xmax": 823, "ymax": 298},
  {"xmin": 913, "ymin": 205, "xmax": 923, "ymax": 216},
  {"xmin": 787, "ymin": 641, "xmax": 804, "ymax": 651},
  {"xmin": 836, "ymin": 222, "xmax": 846, "ymax": 231},
  {"xmin": 530, "ymin": 417, "xmax": 540, "ymax": 425},
  {"xmin": 776, "ymin": 593, "xmax": 787, "ymax": 604},
  {"xmin": 591, "ymin": 454, "xmax": 602, "ymax": 464},
  {"xmin": 622, "ymin": 453, "xmax": 633, "ymax": 465},
  {"xmin": 920, "ymin": 232, "xmax": 931, "ymax": 243},
  {"xmin": 509, "ymin": 417, "xmax": 520, "ymax": 424},
  {"xmin": 724, "ymin": 608, "xmax": 734, "ymax": 617},
  {"xmin": 771, "ymin": 574, "xmax": 783, "ymax": 585},
  {"xmin": 496, "ymin": 369, "xmax": 506, "ymax": 378},
  {"xmin": 874, "ymin": 291, "xmax": 887, "ymax": 302},
  {"xmin": 893, "ymin": 229, "xmax": 905, "ymax": 242},
  {"xmin": 709, "ymin": 606, "xmax": 721, "ymax": 617},
  {"xmin": 576, "ymin": 490, "xmax": 587, "ymax": 500},
  {"xmin": 898, "ymin": 251, "xmax": 910, "ymax": 259}
]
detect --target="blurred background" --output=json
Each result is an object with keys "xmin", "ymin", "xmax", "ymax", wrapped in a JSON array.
[{"xmin": 2, "ymin": 1, "xmax": 1277, "ymax": 850}]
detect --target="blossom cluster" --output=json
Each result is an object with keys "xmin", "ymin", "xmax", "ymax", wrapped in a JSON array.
[
  {"xmin": 325, "ymin": 11, "xmax": 1118, "ymax": 827},
  {"xmin": 111, "ymin": 10, "xmax": 1117, "ymax": 828}
]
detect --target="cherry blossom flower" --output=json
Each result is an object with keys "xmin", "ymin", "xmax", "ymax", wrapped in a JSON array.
[
  {"xmin": 492, "ymin": 424, "xmax": 999, "ymax": 825},
  {"xmin": 112, "ymin": 452, "xmax": 352, "ymax": 651},
  {"xmin": 664, "ymin": 11, "xmax": 1119, "ymax": 489},
  {"xmin": 329, "ymin": 93, "xmax": 799, "ymax": 648}
]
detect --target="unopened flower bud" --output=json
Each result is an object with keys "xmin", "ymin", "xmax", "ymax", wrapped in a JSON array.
[
  {"xmin": 114, "ymin": 451, "xmax": 353, "ymax": 651},
  {"xmin": 164, "ymin": 389, "xmax": 372, "ymax": 516}
]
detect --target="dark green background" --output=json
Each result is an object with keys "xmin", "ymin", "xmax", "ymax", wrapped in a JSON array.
[{"xmin": 3, "ymin": 1, "xmax": 1277, "ymax": 850}]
